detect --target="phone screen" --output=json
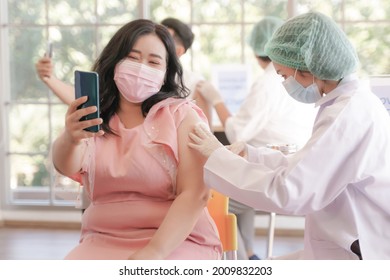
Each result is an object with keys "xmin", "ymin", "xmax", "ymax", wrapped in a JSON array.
[{"xmin": 75, "ymin": 70, "xmax": 100, "ymax": 132}]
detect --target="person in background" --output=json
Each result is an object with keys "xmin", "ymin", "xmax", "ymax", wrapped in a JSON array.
[
  {"xmin": 52, "ymin": 19, "xmax": 222, "ymax": 260},
  {"xmin": 194, "ymin": 16, "xmax": 317, "ymax": 260},
  {"xmin": 35, "ymin": 55, "xmax": 74, "ymax": 105},
  {"xmin": 161, "ymin": 17, "xmax": 213, "ymax": 126},
  {"xmin": 35, "ymin": 17, "xmax": 212, "ymax": 125},
  {"xmin": 188, "ymin": 11, "xmax": 390, "ymax": 259}
]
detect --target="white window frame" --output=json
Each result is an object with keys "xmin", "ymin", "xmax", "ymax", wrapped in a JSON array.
[{"xmin": 1, "ymin": 0, "xmax": 388, "ymax": 216}]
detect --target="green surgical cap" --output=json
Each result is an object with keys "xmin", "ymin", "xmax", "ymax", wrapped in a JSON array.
[
  {"xmin": 248, "ymin": 16, "xmax": 284, "ymax": 57},
  {"xmin": 264, "ymin": 12, "xmax": 359, "ymax": 80}
]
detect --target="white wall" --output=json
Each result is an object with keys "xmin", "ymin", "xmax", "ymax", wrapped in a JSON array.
[
  {"xmin": 255, "ymin": 214, "xmax": 304, "ymax": 232},
  {"xmin": 0, "ymin": 61, "xmax": 4, "ymax": 224},
  {"xmin": 2, "ymin": 209, "xmax": 82, "ymax": 224},
  {"xmin": 0, "ymin": 193, "xmax": 3, "ymax": 225},
  {"xmin": 0, "ymin": 209, "xmax": 305, "ymax": 235},
  {"xmin": 0, "ymin": 0, "xmax": 8, "ymax": 225}
]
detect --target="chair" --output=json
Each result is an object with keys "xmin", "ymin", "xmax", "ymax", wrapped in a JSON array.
[
  {"xmin": 207, "ymin": 189, "xmax": 238, "ymax": 260},
  {"xmin": 257, "ymin": 144, "xmax": 297, "ymax": 258},
  {"xmin": 255, "ymin": 210, "xmax": 276, "ymax": 258}
]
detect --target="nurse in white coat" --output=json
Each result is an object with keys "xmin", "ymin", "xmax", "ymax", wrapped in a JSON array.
[
  {"xmin": 196, "ymin": 16, "xmax": 316, "ymax": 260},
  {"xmin": 188, "ymin": 12, "xmax": 390, "ymax": 260}
]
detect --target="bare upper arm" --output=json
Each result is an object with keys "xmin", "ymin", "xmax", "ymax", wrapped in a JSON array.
[
  {"xmin": 192, "ymin": 88, "xmax": 213, "ymax": 129},
  {"xmin": 176, "ymin": 107, "xmax": 209, "ymax": 196}
]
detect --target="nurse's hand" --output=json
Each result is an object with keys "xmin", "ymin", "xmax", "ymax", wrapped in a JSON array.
[
  {"xmin": 227, "ymin": 141, "xmax": 247, "ymax": 158},
  {"xmin": 188, "ymin": 122, "xmax": 224, "ymax": 158},
  {"xmin": 196, "ymin": 81, "xmax": 224, "ymax": 106}
]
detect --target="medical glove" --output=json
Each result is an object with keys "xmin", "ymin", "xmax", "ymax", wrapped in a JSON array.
[
  {"xmin": 227, "ymin": 141, "xmax": 247, "ymax": 158},
  {"xmin": 188, "ymin": 122, "xmax": 224, "ymax": 158},
  {"xmin": 196, "ymin": 81, "xmax": 224, "ymax": 106}
]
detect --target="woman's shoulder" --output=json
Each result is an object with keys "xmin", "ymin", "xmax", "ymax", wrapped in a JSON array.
[
  {"xmin": 142, "ymin": 97, "xmax": 207, "ymax": 165},
  {"xmin": 152, "ymin": 97, "xmax": 194, "ymax": 109},
  {"xmin": 149, "ymin": 97, "xmax": 207, "ymax": 122}
]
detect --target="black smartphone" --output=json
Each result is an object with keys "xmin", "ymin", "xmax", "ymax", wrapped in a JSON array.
[{"xmin": 75, "ymin": 70, "xmax": 100, "ymax": 133}]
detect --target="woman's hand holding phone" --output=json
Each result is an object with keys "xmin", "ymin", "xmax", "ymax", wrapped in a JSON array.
[
  {"xmin": 74, "ymin": 70, "xmax": 101, "ymax": 132},
  {"xmin": 64, "ymin": 96, "xmax": 104, "ymax": 145}
]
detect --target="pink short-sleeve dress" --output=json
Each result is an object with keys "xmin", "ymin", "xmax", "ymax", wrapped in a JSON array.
[{"xmin": 65, "ymin": 98, "xmax": 222, "ymax": 260}]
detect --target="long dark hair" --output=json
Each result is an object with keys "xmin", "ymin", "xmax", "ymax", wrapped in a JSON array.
[{"xmin": 92, "ymin": 19, "xmax": 188, "ymax": 135}]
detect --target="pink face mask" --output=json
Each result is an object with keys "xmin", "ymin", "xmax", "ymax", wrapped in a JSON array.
[{"xmin": 114, "ymin": 59, "xmax": 165, "ymax": 103}]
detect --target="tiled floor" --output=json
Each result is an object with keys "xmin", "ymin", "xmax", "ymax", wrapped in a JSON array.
[
  {"xmin": 0, "ymin": 227, "xmax": 81, "ymax": 260},
  {"xmin": 0, "ymin": 227, "xmax": 303, "ymax": 260}
]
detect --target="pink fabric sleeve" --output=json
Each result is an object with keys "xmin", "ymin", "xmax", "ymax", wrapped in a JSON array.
[
  {"xmin": 67, "ymin": 138, "xmax": 96, "ymax": 198},
  {"xmin": 142, "ymin": 98, "xmax": 208, "ymax": 190}
]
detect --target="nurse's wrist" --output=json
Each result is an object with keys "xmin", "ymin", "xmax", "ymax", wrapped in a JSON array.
[{"xmin": 246, "ymin": 145, "xmax": 258, "ymax": 162}]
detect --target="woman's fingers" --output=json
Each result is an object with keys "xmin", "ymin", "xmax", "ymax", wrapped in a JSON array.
[{"xmin": 64, "ymin": 96, "xmax": 104, "ymax": 143}]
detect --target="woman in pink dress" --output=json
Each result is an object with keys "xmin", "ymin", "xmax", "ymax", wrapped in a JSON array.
[{"xmin": 52, "ymin": 19, "xmax": 222, "ymax": 260}]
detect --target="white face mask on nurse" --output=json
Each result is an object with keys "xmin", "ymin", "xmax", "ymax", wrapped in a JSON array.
[{"xmin": 273, "ymin": 62, "xmax": 325, "ymax": 104}]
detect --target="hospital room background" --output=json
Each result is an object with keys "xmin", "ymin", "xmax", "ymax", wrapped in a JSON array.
[{"xmin": 0, "ymin": 0, "xmax": 389, "ymax": 260}]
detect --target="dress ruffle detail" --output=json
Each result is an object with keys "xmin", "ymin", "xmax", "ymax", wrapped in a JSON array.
[{"xmin": 142, "ymin": 98, "xmax": 207, "ymax": 194}]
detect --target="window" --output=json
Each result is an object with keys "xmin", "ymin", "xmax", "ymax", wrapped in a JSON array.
[
  {"xmin": 1, "ymin": 0, "xmax": 389, "ymax": 208},
  {"xmin": 0, "ymin": 0, "xmax": 141, "ymax": 207}
]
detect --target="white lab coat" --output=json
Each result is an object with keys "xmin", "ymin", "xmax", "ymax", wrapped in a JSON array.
[
  {"xmin": 224, "ymin": 63, "xmax": 316, "ymax": 148},
  {"xmin": 223, "ymin": 63, "xmax": 317, "ymax": 259},
  {"xmin": 204, "ymin": 74, "xmax": 390, "ymax": 259}
]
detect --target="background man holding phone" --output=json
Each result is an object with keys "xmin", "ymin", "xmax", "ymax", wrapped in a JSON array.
[{"xmin": 35, "ymin": 41, "xmax": 75, "ymax": 105}]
